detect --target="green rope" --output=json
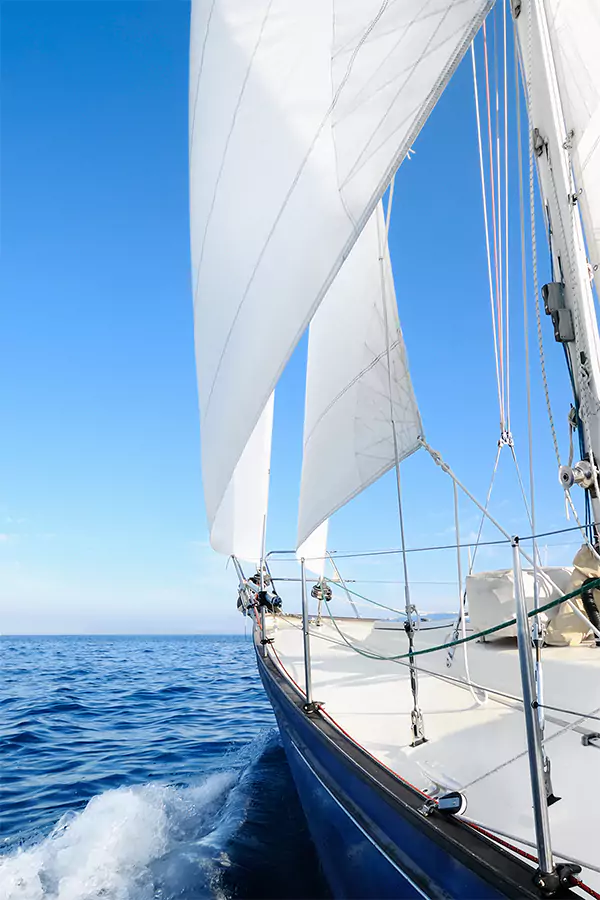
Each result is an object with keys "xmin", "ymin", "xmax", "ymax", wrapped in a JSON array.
[
  {"xmin": 322, "ymin": 578, "xmax": 600, "ymax": 663},
  {"xmin": 330, "ymin": 583, "xmax": 406, "ymax": 617}
]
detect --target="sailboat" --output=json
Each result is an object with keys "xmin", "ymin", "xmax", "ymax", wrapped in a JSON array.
[{"xmin": 189, "ymin": 1, "xmax": 600, "ymax": 897}]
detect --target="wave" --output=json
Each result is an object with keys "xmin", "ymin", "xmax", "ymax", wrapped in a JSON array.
[{"xmin": 0, "ymin": 731, "xmax": 330, "ymax": 900}]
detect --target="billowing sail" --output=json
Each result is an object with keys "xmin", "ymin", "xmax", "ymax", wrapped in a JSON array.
[
  {"xmin": 210, "ymin": 393, "xmax": 274, "ymax": 563},
  {"xmin": 189, "ymin": 0, "xmax": 493, "ymax": 534},
  {"xmin": 543, "ymin": 1, "xmax": 600, "ymax": 278},
  {"xmin": 297, "ymin": 204, "xmax": 422, "ymax": 548}
]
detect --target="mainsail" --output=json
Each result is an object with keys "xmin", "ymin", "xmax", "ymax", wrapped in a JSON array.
[
  {"xmin": 189, "ymin": 0, "xmax": 494, "ymax": 543},
  {"xmin": 543, "ymin": 0, "xmax": 600, "ymax": 278},
  {"xmin": 297, "ymin": 204, "xmax": 422, "ymax": 548}
]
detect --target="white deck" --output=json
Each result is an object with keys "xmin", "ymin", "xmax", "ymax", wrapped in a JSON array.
[{"xmin": 265, "ymin": 613, "xmax": 600, "ymax": 894}]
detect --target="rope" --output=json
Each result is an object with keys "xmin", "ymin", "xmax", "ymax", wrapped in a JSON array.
[
  {"xmin": 320, "ymin": 577, "xmax": 600, "ymax": 664},
  {"xmin": 280, "ymin": 613, "xmax": 600, "ymax": 725},
  {"xmin": 472, "ymin": 41, "xmax": 503, "ymax": 428},
  {"xmin": 483, "ymin": 20, "xmax": 504, "ymax": 431},
  {"xmin": 378, "ymin": 177, "xmax": 413, "ymax": 621},
  {"xmin": 453, "ymin": 479, "xmax": 485, "ymax": 704},
  {"xmin": 267, "ymin": 521, "xmax": 600, "ymax": 563},
  {"xmin": 503, "ymin": 0, "xmax": 510, "ymax": 434}
]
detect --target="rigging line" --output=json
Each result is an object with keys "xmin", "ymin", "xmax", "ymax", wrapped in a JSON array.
[
  {"xmin": 503, "ymin": 0, "xmax": 510, "ymax": 434},
  {"xmin": 534, "ymin": 701, "xmax": 600, "ymax": 726},
  {"xmin": 279, "ymin": 615, "xmax": 600, "ymax": 730},
  {"xmin": 471, "ymin": 42, "xmax": 503, "ymax": 428},
  {"xmin": 493, "ymin": 5, "xmax": 505, "ymax": 426},
  {"xmin": 318, "ymin": 578, "xmax": 600, "ymax": 664},
  {"xmin": 458, "ymin": 816, "xmax": 600, "ymax": 879},
  {"xmin": 524, "ymin": 1, "xmax": 560, "ymax": 469},
  {"xmin": 268, "ymin": 521, "xmax": 600, "ymax": 562},
  {"xmin": 468, "ymin": 441, "xmax": 502, "ymax": 575},
  {"xmin": 326, "ymin": 552, "xmax": 360, "ymax": 618},
  {"xmin": 453, "ymin": 478, "xmax": 484, "ymax": 705},
  {"xmin": 461, "ymin": 702, "xmax": 600, "ymax": 792},
  {"xmin": 379, "ymin": 175, "xmax": 425, "ymax": 737},
  {"xmin": 379, "ymin": 178, "xmax": 412, "ymax": 617},
  {"xmin": 515, "ymin": 16, "xmax": 541, "ymax": 616},
  {"xmin": 483, "ymin": 20, "xmax": 504, "ymax": 429}
]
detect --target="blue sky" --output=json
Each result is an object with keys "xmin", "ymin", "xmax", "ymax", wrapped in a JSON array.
[{"xmin": 0, "ymin": 2, "xmax": 586, "ymax": 633}]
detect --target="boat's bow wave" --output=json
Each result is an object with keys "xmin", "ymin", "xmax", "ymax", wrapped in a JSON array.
[{"xmin": 0, "ymin": 731, "xmax": 329, "ymax": 900}]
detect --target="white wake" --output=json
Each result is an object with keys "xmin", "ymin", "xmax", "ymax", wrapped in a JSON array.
[{"xmin": 0, "ymin": 771, "xmax": 242, "ymax": 900}]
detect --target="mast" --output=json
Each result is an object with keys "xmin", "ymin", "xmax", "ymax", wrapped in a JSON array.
[{"xmin": 514, "ymin": 0, "xmax": 600, "ymax": 535}]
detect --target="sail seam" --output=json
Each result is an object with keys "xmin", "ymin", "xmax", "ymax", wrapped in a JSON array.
[
  {"xmin": 197, "ymin": 0, "xmax": 494, "ymax": 526},
  {"xmin": 298, "ymin": 439, "xmax": 420, "ymax": 549},
  {"xmin": 304, "ymin": 338, "xmax": 402, "ymax": 447},
  {"xmin": 188, "ymin": 0, "xmax": 217, "ymax": 155},
  {"xmin": 192, "ymin": 0, "xmax": 275, "ymax": 315},
  {"xmin": 339, "ymin": 2, "xmax": 472, "ymax": 191}
]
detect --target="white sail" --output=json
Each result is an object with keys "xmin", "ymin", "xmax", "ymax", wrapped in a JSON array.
[
  {"xmin": 189, "ymin": 0, "xmax": 493, "ymax": 531},
  {"xmin": 297, "ymin": 204, "xmax": 422, "ymax": 548},
  {"xmin": 297, "ymin": 520, "xmax": 329, "ymax": 580},
  {"xmin": 209, "ymin": 393, "xmax": 274, "ymax": 563},
  {"xmin": 543, "ymin": 0, "xmax": 600, "ymax": 277}
]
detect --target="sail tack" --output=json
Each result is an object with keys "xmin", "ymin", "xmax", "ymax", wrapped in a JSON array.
[
  {"xmin": 297, "ymin": 204, "xmax": 422, "ymax": 548},
  {"xmin": 543, "ymin": 0, "xmax": 600, "ymax": 278},
  {"xmin": 189, "ymin": 0, "xmax": 493, "ymax": 540}
]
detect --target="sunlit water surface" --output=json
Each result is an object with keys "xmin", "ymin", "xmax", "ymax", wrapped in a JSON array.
[{"xmin": 1, "ymin": 635, "xmax": 330, "ymax": 899}]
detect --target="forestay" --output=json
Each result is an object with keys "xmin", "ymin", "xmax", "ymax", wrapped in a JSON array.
[
  {"xmin": 297, "ymin": 204, "xmax": 422, "ymax": 548},
  {"xmin": 189, "ymin": 0, "xmax": 493, "ymax": 537},
  {"xmin": 543, "ymin": 0, "xmax": 600, "ymax": 278},
  {"xmin": 209, "ymin": 394, "xmax": 274, "ymax": 563}
]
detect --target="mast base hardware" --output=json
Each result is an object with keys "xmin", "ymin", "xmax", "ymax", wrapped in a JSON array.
[
  {"xmin": 302, "ymin": 701, "xmax": 324, "ymax": 715},
  {"xmin": 581, "ymin": 732, "xmax": 600, "ymax": 748},
  {"xmin": 533, "ymin": 864, "xmax": 582, "ymax": 897},
  {"xmin": 260, "ymin": 637, "xmax": 274, "ymax": 646}
]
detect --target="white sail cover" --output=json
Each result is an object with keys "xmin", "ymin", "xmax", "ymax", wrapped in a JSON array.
[
  {"xmin": 189, "ymin": 0, "xmax": 493, "ymax": 538},
  {"xmin": 297, "ymin": 205, "xmax": 422, "ymax": 547},
  {"xmin": 210, "ymin": 393, "xmax": 274, "ymax": 562},
  {"xmin": 543, "ymin": 0, "xmax": 600, "ymax": 277}
]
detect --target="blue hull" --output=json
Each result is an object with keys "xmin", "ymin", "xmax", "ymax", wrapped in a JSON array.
[{"xmin": 257, "ymin": 646, "xmax": 552, "ymax": 900}]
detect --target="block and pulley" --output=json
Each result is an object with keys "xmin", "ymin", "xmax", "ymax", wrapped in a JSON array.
[{"xmin": 542, "ymin": 282, "xmax": 574, "ymax": 344}]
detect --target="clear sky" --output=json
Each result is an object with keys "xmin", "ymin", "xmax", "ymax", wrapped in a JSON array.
[{"xmin": 0, "ymin": 2, "xmax": 587, "ymax": 634}]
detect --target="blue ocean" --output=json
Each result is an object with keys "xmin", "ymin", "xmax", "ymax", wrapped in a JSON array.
[{"xmin": 1, "ymin": 635, "xmax": 331, "ymax": 899}]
